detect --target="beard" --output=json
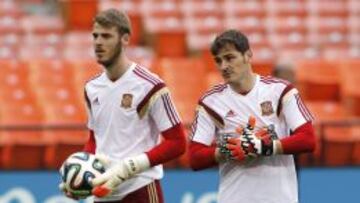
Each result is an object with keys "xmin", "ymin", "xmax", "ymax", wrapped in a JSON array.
[{"xmin": 98, "ymin": 42, "xmax": 122, "ymax": 68}]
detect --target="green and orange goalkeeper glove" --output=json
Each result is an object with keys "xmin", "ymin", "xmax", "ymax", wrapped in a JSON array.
[
  {"xmin": 225, "ymin": 116, "xmax": 279, "ymax": 158},
  {"xmin": 238, "ymin": 117, "xmax": 278, "ymax": 156}
]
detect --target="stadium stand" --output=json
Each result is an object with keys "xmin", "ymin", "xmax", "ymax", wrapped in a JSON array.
[{"xmin": 0, "ymin": 0, "xmax": 359, "ymax": 169}]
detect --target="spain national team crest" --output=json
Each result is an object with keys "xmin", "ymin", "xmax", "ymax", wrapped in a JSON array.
[
  {"xmin": 260, "ymin": 101, "xmax": 274, "ymax": 116},
  {"xmin": 121, "ymin": 93, "xmax": 133, "ymax": 109}
]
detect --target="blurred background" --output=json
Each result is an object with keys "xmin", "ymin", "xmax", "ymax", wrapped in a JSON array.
[{"xmin": 0, "ymin": 0, "xmax": 359, "ymax": 202}]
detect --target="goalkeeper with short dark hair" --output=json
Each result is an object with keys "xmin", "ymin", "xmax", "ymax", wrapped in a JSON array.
[{"xmin": 188, "ymin": 29, "xmax": 316, "ymax": 203}]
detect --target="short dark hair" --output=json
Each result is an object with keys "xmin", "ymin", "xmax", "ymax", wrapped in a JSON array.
[
  {"xmin": 94, "ymin": 9, "xmax": 131, "ymax": 35},
  {"xmin": 210, "ymin": 29, "xmax": 250, "ymax": 55}
]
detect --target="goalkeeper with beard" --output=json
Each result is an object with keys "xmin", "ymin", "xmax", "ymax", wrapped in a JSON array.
[{"xmin": 59, "ymin": 9, "xmax": 186, "ymax": 203}]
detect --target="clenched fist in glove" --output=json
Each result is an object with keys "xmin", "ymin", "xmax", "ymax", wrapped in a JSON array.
[
  {"xmin": 90, "ymin": 153, "xmax": 150, "ymax": 198},
  {"xmin": 225, "ymin": 116, "xmax": 279, "ymax": 159},
  {"xmin": 218, "ymin": 128, "xmax": 246, "ymax": 161},
  {"xmin": 239, "ymin": 116, "xmax": 278, "ymax": 156}
]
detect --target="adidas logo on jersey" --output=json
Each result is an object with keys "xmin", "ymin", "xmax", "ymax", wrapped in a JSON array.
[{"xmin": 226, "ymin": 110, "xmax": 236, "ymax": 117}]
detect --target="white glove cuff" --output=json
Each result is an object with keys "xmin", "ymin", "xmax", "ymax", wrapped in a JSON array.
[
  {"xmin": 124, "ymin": 153, "xmax": 150, "ymax": 176},
  {"xmin": 272, "ymin": 140, "xmax": 277, "ymax": 155},
  {"xmin": 273, "ymin": 140, "xmax": 283, "ymax": 155}
]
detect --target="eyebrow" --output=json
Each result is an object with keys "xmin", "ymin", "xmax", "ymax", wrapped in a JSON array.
[{"xmin": 218, "ymin": 53, "xmax": 234, "ymax": 58}]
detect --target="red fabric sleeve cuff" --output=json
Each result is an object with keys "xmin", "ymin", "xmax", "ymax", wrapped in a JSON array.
[
  {"xmin": 83, "ymin": 130, "xmax": 96, "ymax": 154},
  {"xmin": 189, "ymin": 141, "xmax": 217, "ymax": 171},
  {"xmin": 280, "ymin": 122, "xmax": 316, "ymax": 154},
  {"xmin": 146, "ymin": 123, "xmax": 186, "ymax": 166}
]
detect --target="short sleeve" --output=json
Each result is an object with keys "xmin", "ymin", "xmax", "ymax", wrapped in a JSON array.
[
  {"xmin": 149, "ymin": 91, "xmax": 181, "ymax": 132},
  {"xmin": 281, "ymin": 88, "xmax": 314, "ymax": 131},
  {"xmin": 189, "ymin": 106, "xmax": 216, "ymax": 146}
]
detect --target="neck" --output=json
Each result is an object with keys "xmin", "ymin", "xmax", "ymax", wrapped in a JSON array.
[
  {"xmin": 105, "ymin": 54, "xmax": 131, "ymax": 81},
  {"xmin": 230, "ymin": 71, "xmax": 256, "ymax": 95}
]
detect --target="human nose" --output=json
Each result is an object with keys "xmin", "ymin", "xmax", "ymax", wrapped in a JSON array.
[
  {"xmin": 219, "ymin": 61, "xmax": 229, "ymax": 71},
  {"xmin": 94, "ymin": 36, "xmax": 103, "ymax": 46}
]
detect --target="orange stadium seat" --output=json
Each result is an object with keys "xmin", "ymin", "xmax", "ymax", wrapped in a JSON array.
[
  {"xmin": 322, "ymin": 46, "xmax": 358, "ymax": 60},
  {"xmin": 29, "ymin": 61, "xmax": 89, "ymax": 169},
  {"xmin": 27, "ymin": 59, "xmax": 74, "ymax": 87},
  {"xmin": 20, "ymin": 15, "xmax": 64, "ymax": 35},
  {"xmin": 64, "ymin": 31, "xmax": 92, "ymax": 47},
  {"xmin": 0, "ymin": 102, "xmax": 46, "ymax": 169},
  {"xmin": 322, "ymin": 125, "xmax": 355, "ymax": 166},
  {"xmin": 128, "ymin": 13, "xmax": 142, "ymax": 46},
  {"xmin": 60, "ymin": 0, "xmax": 97, "ymax": 30},
  {"xmin": 224, "ymin": 0, "xmax": 265, "ymax": 18},
  {"xmin": 252, "ymin": 60, "xmax": 275, "ymax": 76},
  {"xmin": 267, "ymin": 16, "xmax": 307, "ymax": 35},
  {"xmin": 182, "ymin": 0, "xmax": 223, "ymax": 18},
  {"xmin": 295, "ymin": 59, "xmax": 340, "ymax": 101},
  {"xmin": 0, "ymin": 1, "xmax": 22, "ymax": 18},
  {"xmin": 0, "ymin": 32, "xmax": 20, "ymax": 49},
  {"xmin": 185, "ymin": 13, "xmax": 224, "ymax": 52},
  {"xmin": 142, "ymin": 1, "xmax": 187, "ymax": 57},
  {"xmin": 266, "ymin": 0, "xmax": 307, "ymax": 17},
  {"xmin": 65, "ymin": 59, "xmax": 103, "ymax": 87},
  {"xmin": 307, "ymin": 0, "xmax": 349, "ymax": 17},
  {"xmin": 0, "ymin": 87, "xmax": 38, "ymax": 110},
  {"xmin": 44, "ymin": 99, "xmax": 86, "ymax": 125},
  {"xmin": 339, "ymin": 59, "xmax": 360, "ymax": 116},
  {"xmin": 0, "ymin": 60, "xmax": 29, "ymax": 86},
  {"xmin": 37, "ymin": 86, "xmax": 83, "ymax": 116},
  {"xmin": 307, "ymin": 101, "xmax": 349, "ymax": 122},
  {"xmin": 98, "ymin": 0, "xmax": 143, "ymax": 45},
  {"xmin": 351, "ymin": 126, "xmax": 360, "ymax": 165},
  {"xmin": 307, "ymin": 16, "xmax": 348, "ymax": 48},
  {"xmin": 0, "ymin": 133, "xmax": 4, "ymax": 168},
  {"xmin": 19, "ymin": 44, "xmax": 62, "ymax": 60},
  {"xmin": 27, "ymin": 59, "xmax": 89, "ymax": 169},
  {"xmin": 252, "ymin": 46, "xmax": 276, "ymax": 61},
  {"xmin": 0, "ymin": 16, "xmax": 22, "ymax": 35},
  {"xmin": 225, "ymin": 17, "xmax": 266, "ymax": 37},
  {"xmin": 305, "ymin": 101, "xmax": 355, "ymax": 166},
  {"xmin": 277, "ymin": 46, "xmax": 320, "ymax": 63},
  {"xmin": 142, "ymin": 0, "xmax": 182, "ymax": 18},
  {"xmin": 206, "ymin": 71, "xmax": 224, "ymax": 88},
  {"xmin": 305, "ymin": 101, "xmax": 350, "ymax": 165},
  {"xmin": 200, "ymin": 49, "xmax": 218, "ymax": 73},
  {"xmin": 146, "ymin": 17, "xmax": 187, "ymax": 57},
  {"xmin": 0, "ymin": 132, "xmax": 47, "ymax": 170},
  {"xmin": 44, "ymin": 129, "xmax": 88, "ymax": 169},
  {"xmin": 269, "ymin": 32, "xmax": 309, "ymax": 50},
  {"xmin": 154, "ymin": 57, "xmax": 207, "ymax": 125},
  {"xmin": 186, "ymin": 14, "xmax": 224, "ymax": 36}
]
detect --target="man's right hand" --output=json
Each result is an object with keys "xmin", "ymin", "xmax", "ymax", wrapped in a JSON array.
[
  {"xmin": 90, "ymin": 160, "xmax": 130, "ymax": 198},
  {"xmin": 225, "ymin": 137, "xmax": 246, "ymax": 161},
  {"xmin": 90, "ymin": 153, "xmax": 150, "ymax": 198}
]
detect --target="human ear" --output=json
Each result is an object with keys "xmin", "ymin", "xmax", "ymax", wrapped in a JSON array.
[
  {"xmin": 121, "ymin": 33, "xmax": 130, "ymax": 45},
  {"xmin": 244, "ymin": 50, "xmax": 253, "ymax": 63}
]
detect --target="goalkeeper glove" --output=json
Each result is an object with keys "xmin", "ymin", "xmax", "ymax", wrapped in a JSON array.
[
  {"xmin": 218, "ymin": 127, "xmax": 246, "ymax": 161},
  {"xmin": 239, "ymin": 117, "xmax": 278, "ymax": 156},
  {"xmin": 90, "ymin": 153, "xmax": 150, "ymax": 198}
]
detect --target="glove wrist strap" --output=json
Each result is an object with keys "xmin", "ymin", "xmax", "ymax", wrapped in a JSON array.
[
  {"xmin": 124, "ymin": 153, "xmax": 150, "ymax": 176},
  {"xmin": 262, "ymin": 140, "xmax": 275, "ymax": 156}
]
